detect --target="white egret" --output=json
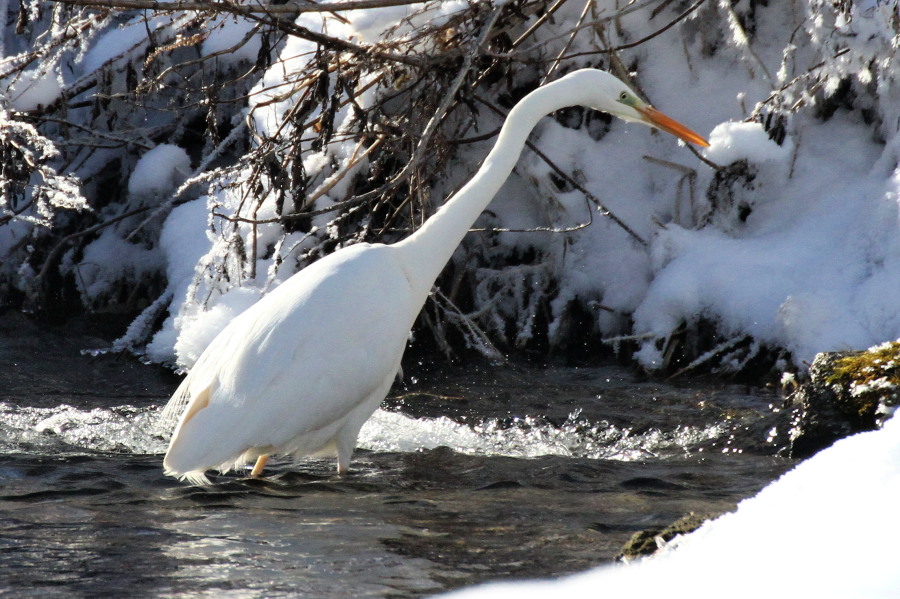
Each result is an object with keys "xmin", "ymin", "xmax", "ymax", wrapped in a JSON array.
[{"xmin": 161, "ymin": 69, "xmax": 709, "ymax": 484}]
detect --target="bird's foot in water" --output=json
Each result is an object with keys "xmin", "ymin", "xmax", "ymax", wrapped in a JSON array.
[{"xmin": 250, "ymin": 455, "xmax": 269, "ymax": 477}]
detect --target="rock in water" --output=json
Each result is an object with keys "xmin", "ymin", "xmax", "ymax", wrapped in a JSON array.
[{"xmin": 788, "ymin": 345, "xmax": 900, "ymax": 458}]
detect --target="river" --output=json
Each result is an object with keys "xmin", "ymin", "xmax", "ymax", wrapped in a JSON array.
[{"xmin": 0, "ymin": 312, "xmax": 793, "ymax": 597}]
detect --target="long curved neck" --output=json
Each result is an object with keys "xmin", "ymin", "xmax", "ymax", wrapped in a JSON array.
[{"xmin": 394, "ymin": 83, "xmax": 570, "ymax": 303}]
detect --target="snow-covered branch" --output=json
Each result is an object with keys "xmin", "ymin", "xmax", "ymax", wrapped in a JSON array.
[{"xmin": 51, "ymin": 0, "xmax": 428, "ymax": 14}]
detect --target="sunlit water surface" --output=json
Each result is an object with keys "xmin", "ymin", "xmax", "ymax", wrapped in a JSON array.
[{"xmin": 0, "ymin": 316, "xmax": 793, "ymax": 597}]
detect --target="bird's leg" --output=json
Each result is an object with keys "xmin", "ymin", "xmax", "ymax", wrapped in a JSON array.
[
  {"xmin": 250, "ymin": 455, "xmax": 269, "ymax": 477},
  {"xmin": 335, "ymin": 427, "xmax": 359, "ymax": 475}
]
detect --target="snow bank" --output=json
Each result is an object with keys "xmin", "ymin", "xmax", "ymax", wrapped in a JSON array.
[
  {"xmin": 633, "ymin": 116, "xmax": 900, "ymax": 367},
  {"xmin": 438, "ymin": 412, "xmax": 900, "ymax": 598}
]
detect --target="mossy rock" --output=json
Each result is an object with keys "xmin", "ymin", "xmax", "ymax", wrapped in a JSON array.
[
  {"xmin": 788, "ymin": 344, "xmax": 900, "ymax": 459},
  {"xmin": 616, "ymin": 512, "xmax": 716, "ymax": 561},
  {"xmin": 824, "ymin": 342, "xmax": 900, "ymax": 421}
]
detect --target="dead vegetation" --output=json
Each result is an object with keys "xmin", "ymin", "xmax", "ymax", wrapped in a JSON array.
[{"xmin": 0, "ymin": 1, "xmax": 881, "ymax": 376}]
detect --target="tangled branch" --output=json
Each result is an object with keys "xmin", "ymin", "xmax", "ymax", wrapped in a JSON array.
[{"xmin": 3, "ymin": 0, "xmax": 724, "ymax": 360}]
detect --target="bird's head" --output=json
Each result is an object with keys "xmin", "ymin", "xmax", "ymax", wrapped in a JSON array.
[{"xmin": 566, "ymin": 69, "xmax": 709, "ymax": 148}]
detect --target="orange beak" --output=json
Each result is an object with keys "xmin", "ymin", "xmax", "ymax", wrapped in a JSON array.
[{"xmin": 637, "ymin": 105, "xmax": 709, "ymax": 147}]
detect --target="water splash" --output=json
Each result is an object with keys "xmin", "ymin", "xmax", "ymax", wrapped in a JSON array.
[
  {"xmin": 360, "ymin": 409, "xmax": 725, "ymax": 461},
  {"xmin": 0, "ymin": 402, "xmax": 167, "ymax": 455},
  {"xmin": 0, "ymin": 403, "xmax": 724, "ymax": 462}
]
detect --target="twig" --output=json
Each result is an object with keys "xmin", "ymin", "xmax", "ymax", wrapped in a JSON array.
[
  {"xmin": 599, "ymin": 0, "xmax": 710, "ymax": 52},
  {"xmin": 404, "ymin": 6, "xmax": 503, "ymax": 182},
  {"xmin": 511, "ymin": 0, "xmax": 572, "ymax": 48},
  {"xmin": 249, "ymin": 5, "xmax": 505, "ymax": 224},
  {"xmin": 527, "ymin": 141, "xmax": 646, "ymax": 244},
  {"xmin": 516, "ymin": 0, "xmax": 709, "ymax": 62},
  {"xmin": 299, "ymin": 137, "xmax": 384, "ymax": 211},
  {"xmin": 10, "ymin": 11, "xmax": 197, "ymax": 117},
  {"xmin": 137, "ymin": 22, "xmax": 260, "ymax": 94},
  {"xmin": 34, "ymin": 205, "xmax": 155, "ymax": 287},
  {"xmin": 511, "ymin": 0, "xmax": 668, "ymax": 51},
  {"xmin": 0, "ymin": 10, "xmax": 107, "ymax": 79},
  {"xmin": 719, "ymin": 0, "xmax": 773, "ymax": 84},
  {"xmin": 666, "ymin": 335, "xmax": 749, "ymax": 380},
  {"xmin": 432, "ymin": 287, "xmax": 505, "ymax": 362},
  {"xmin": 750, "ymin": 47, "xmax": 852, "ymax": 120},
  {"xmin": 541, "ymin": 0, "xmax": 593, "ymax": 85},
  {"xmin": 601, "ymin": 332, "xmax": 656, "ymax": 343},
  {"xmin": 642, "ymin": 155, "xmax": 698, "ymax": 227},
  {"xmin": 32, "ymin": 117, "xmax": 154, "ymax": 150}
]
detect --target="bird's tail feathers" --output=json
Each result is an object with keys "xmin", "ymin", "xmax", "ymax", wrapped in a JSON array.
[
  {"xmin": 166, "ymin": 466, "xmax": 212, "ymax": 486},
  {"xmin": 158, "ymin": 376, "xmax": 193, "ymax": 433}
]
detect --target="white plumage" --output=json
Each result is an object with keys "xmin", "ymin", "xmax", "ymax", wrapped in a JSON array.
[{"xmin": 161, "ymin": 69, "xmax": 708, "ymax": 484}]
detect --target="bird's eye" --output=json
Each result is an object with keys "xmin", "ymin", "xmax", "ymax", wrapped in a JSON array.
[{"xmin": 618, "ymin": 91, "xmax": 629, "ymax": 102}]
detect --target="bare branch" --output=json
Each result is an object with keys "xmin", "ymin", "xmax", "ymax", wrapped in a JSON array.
[
  {"xmin": 504, "ymin": 0, "xmax": 709, "ymax": 62},
  {"xmin": 51, "ymin": 0, "xmax": 429, "ymax": 14}
]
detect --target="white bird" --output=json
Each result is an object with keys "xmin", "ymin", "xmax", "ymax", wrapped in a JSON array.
[{"xmin": 161, "ymin": 69, "xmax": 709, "ymax": 484}]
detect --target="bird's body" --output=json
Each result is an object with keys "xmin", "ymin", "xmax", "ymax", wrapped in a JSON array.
[
  {"xmin": 162, "ymin": 69, "xmax": 708, "ymax": 484},
  {"xmin": 162, "ymin": 244, "xmax": 418, "ymax": 484}
]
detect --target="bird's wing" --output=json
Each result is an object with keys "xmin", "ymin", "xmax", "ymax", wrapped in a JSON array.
[{"xmin": 215, "ymin": 247, "xmax": 416, "ymax": 445}]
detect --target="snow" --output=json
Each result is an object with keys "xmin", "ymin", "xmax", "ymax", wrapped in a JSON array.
[
  {"xmin": 128, "ymin": 144, "xmax": 191, "ymax": 198},
  {"xmin": 145, "ymin": 198, "xmax": 219, "ymax": 365},
  {"xmin": 66, "ymin": 229, "xmax": 163, "ymax": 304},
  {"xmin": 631, "ymin": 114, "xmax": 900, "ymax": 367},
  {"xmin": 202, "ymin": 16, "xmax": 261, "ymax": 64},
  {"xmin": 168, "ymin": 285, "xmax": 263, "ymax": 368},
  {"xmin": 79, "ymin": 14, "xmax": 179, "ymax": 74},
  {"xmin": 438, "ymin": 412, "xmax": 900, "ymax": 599},
  {"xmin": 4, "ymin": 67, "xmax": 63, "ymax": 111},
  {"xmin": 704, "ymin": 121, "xmax": 793, "ymax": 165}
]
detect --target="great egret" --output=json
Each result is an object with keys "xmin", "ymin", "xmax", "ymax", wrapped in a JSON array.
[{"xmin": 161, "ymin": 69, "xmax": 708, "ymax": 484}]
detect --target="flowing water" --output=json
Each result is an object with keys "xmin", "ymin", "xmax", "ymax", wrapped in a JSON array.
[{"xmin": 0, "ymin": 314, "xmax": 793, "ymax": 597}]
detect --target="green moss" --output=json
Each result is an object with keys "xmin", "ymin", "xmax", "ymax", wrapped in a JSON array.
[
  {"xmin": 616, "ymin": 513, "xmax": 715, "ymax": 560},
  {"xmin": 825, "ymin": 342, "xmax": 900, "ymax": 421}
]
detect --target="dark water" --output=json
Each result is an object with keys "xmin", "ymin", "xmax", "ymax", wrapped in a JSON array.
[{"xmin": 0, "ymin": 314, "xmax": 793, "ymax": 597}]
